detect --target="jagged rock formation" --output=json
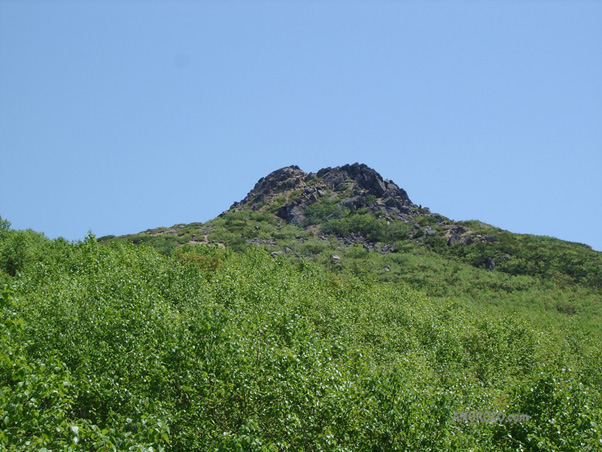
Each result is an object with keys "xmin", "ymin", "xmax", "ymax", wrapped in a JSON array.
[
  {"xmin": 228, "ymin": 163, "xmax": 425, "ymax": 225},
  {"xmin": 221, "ymin": 163, "xmax": 503, "ymax": 254}
]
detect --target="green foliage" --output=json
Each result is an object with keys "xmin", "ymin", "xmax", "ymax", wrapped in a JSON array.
[
  {"xmin": 428, "ymin": 230, "xmax": 602, "ymax": 289},
  {"xmin": 0, "ymin": 285, "xmax": 75, "ymax": 448},
  {"xmin": 2, "ymin": 218, "xmax": 601, "ymax": 450},
  {"xmin": 412, "ymin": 228, "xmax": 425, "ymax": 239},
  {"xmin": 303, "ymin": 198, "xmax": 345, "ymax": 226},
  {"xmin": 127, "ymin": 233, "xmax": 181, "ymax": 255},
  {"xmin": 497, "ymin": 367, "xmax": 602, "ymax": 451},
  {"xmin": 0, "ymin": 228, "xmax": 56, "ymax": 277},
  {"xmin": 323, "ymin": 214, "xmax": 411, "ymax": 243},
  {"xmin": 174, "ymin": 244, "xmax": 225, "ymax": 275},
  {"xmin": 415, "ymin": 215, "xmax": 438, "ymax": 227},
  {"xmin": 299, "ymin": 239, "xmax": 328, "ymax": 256},
  {"xmin": 0, "ymin": 284, "xmax": 170, "ymax": 451},
  {"xmin": 0, "ymin": 216, "xmax": 10, "ymax": 237},
  {"xmin": 457, "ymin": 219, "xmax": 495, "ymax": 230},
  {"xmin": 289, "ymin": 189, "xmax": 303, "ymax": 201}
]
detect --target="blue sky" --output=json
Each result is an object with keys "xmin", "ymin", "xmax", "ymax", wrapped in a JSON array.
[{"xmin": 1, "ymin": 1, "xmax": 601, "ymax": 250}]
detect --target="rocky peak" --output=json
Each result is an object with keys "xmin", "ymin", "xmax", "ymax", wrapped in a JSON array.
[
  {"xmin": 316, "ymin": 163, "xmax": 388, "ymax": 196},
  {"xmin": 314, "ymin": 163, "xmax": 413, "ymax": 207},
  {"xmin": 228, "ymin": 163, "xmax": 420, "ymax": 225},
  {"xmin": 232, "ymin": 165, "xmax": 307, "ymax": 207}
]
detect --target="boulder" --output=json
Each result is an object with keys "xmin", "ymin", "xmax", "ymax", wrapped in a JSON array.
[
  {"xmin": 485, "ymin": 257, "xmax": 496, "ymax": 271},
  {"xmin": 277, "ymin": 204, "xmax": 306, "ymax": 225}
]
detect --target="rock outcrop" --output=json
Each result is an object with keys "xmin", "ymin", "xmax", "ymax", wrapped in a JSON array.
[
  {"xmin": 228, "ymin": 163, "xmax": 421, "ymax": 224},
  {"xmin": 223, "ymin": 162, "xmax": 498, "ymax": 249}
]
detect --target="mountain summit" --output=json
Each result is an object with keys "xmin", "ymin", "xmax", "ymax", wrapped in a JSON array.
[
  {"xmin": 102, "ymin": 161, "xmax": 602, "ymax": 290},
  {"xmin": 228, "ymin": 163, "xmax": 426, "ymax": 225}
]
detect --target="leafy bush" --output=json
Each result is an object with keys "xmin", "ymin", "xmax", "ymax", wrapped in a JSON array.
[
  {"xmin": 415, "ymin": 215, "xmax": 438, "ymax": 227},
  {"xmin": 2, "ymin": 220, "xmax": 601, "ymax": 450},
  {"xmin": 497, "ymin": 367, "xmax": 602, "ymax": 451},
  {"xmin": 323, "ymin": 214, "xmax": 411, "ymax": 243},
  {"xmin": 174, "ymin": 243, "xmax": 225, "ymax": 275},
  {"xmin": 303, "ymin": 198, "xmax": 346, "ymax": 226}
]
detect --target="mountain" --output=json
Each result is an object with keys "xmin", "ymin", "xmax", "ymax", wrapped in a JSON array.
[
  {"xmin": 224, "ymin": 163, "xmax": 500, "ymax": 246},
  {"xmin": 2, "ymin": 164, "xmax": 602, "ymax": 450},
  {"xmin": 103, "ymin": 163, "xmax": 601, "ymax": 291},
  {"xmin": 229, "ymin": 163, "xmax": 418, "ymax": 224}
]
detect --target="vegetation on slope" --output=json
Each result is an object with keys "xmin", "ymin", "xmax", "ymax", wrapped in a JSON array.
[
  {"xmin": 102, "ymin": 208, "xmax": 602, "ymax": 330},
  {"xmin": 1, "ymin": 217, "xmax": 602, "ymax": 450}
]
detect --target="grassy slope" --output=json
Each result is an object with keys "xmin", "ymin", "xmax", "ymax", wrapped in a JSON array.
[
  {"xmin": 2, "ymin": 215, "xmax": 602, "ymax": 450},
  {"xmin": 101, "ymin": 208, "xmax": 602, "ymax": 337}
]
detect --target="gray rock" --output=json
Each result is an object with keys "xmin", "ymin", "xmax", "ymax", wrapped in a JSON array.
[
  {"xmin": 445, "ymin": 226, "xmax": 467, "ymax": 246},
  {"xmin": 485, "ymin": 257, "xmax": 496, "ymax": 271},
  {"xmin": 385, "ymin": 180, "xmax": 399, "ymax": 191},
  {"xmin": 277, "ymin": 204, "xmax": 306, "ymax": 225},
  {"xmin": 383, "ymin": 196, "xmax": 398, "ymax": 208},
  {"xmin": 340, "ymin": 196, "xmax": 364, "ymax": 210}
]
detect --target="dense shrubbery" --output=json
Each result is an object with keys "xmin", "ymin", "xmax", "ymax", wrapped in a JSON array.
[
  {"xmin": 303, "ymin": 198, "xmax": 346, "ymax": 226},
  {"xmin": 322, "ymin": 214, "xmax": 412, "ymax": 243},
  {"xmin": 1, "ymin": 221, "xmax": 601, "ymax": 450},
  {"xmin": 425, "ymin": 230, "xmax": 602, "ymax": 289}
]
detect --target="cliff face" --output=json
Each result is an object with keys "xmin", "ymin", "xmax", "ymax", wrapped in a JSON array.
[{"xmin": 228, "ymin": 163, "xmax": 426, "ymax": 225}]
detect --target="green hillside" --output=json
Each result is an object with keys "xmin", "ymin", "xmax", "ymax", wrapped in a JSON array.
[{"xmin": 1, "ymin": 165, "xmax": 601, "ymax": 451}]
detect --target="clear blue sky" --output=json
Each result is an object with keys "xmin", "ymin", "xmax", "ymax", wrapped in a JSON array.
[{"xmin": 1, "ymin": 1, "xmax": 601, "ymax": 251}]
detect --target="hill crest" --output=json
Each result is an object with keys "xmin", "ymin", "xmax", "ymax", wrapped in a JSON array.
[
  {"xmin": 98, "ymin": 162, "xmax": 602, "ymax": 290},
  {"xmin": 227, "ymin": 163, "xmax": 427, "ymax": 226}
]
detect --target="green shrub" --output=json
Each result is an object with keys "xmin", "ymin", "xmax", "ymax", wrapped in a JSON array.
[
  {"xmin": 174, "ymin": 244, "xmax": 225, "ymax": 275},
  {"xmin": 304, "ymin": 199, "xmax": 347, "ymax": 226},
  {"xmin": 323, "ymin": 214, "xmax": 411, "ymax": 243},
  {"xmin": 415, "ymin": 215, "xmax": 438, "ymax": 227}
]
